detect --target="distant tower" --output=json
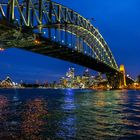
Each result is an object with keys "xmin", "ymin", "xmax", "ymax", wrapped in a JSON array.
[
  {"xmin": 83, "ymin": 69, "xmax": 90, "ymax": 77},
  {"xmin": 119, "ymin": 65, "xmax": 126, "ymax": 87},
  {"xmin": 66, "ymin": 67, "xmax": 75, "ymax": 79},
  {"xmin": 98, "ymin": 72, "xmax": 102, "ymax": 81}
]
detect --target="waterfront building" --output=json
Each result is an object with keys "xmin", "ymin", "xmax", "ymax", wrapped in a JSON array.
[
  {"xmin": 52, "ymin": 67, "xmax": 113, "ymax": 89},
  {"xmin": 83, "ymin": 69, "xmax": 90, "ymax": 77},
  {"xmin": 137, "ymin": 75, "xmax": 140, "ymax": 83},
  {"xmin": 59, "ymin": 77, "xmax": 67, "ymax": 88},
  {"xmin": 0, "ymin": 76, "xmax": 15, "ymax": 88},
  {"xmin": 66, "ymin": 67, "xmax": 75, "ymax": 79}
]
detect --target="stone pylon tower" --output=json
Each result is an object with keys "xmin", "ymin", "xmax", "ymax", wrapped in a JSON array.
[{"xmin": 119, "ymin": 65, "xmax": 126, "ymax": 87}]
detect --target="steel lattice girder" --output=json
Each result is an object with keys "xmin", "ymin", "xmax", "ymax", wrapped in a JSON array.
[{"xmin": 0, "ymin": 0, "xmax": 118, "ymax": 70}]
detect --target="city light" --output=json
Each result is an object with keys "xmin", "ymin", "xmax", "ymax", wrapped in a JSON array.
[
  {"xmin": 34, "ymin": 39, "xmax": 41, "ymax": 44},
  {"xmin": 0, "ymin": 0, "xmax": 139, "ymax": 139},
  {"xmin": 0, "ymin": 48, "xmax": 4, "ymax": 51}
]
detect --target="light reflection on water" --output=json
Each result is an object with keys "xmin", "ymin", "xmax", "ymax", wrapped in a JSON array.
[
  {"xmin": 21, "ymin": 98, "xmax": 48, "ymax": 139},
  {"xmin": 58, "ymin": 89, "xmax": 77, "ymax": 139},
  {"xmin": 0, "ymin": 89, "xmax": 140, "ymax": 139}
]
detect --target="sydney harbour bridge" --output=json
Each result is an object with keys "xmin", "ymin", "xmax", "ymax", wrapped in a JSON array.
[{"xmin": 0, "ymin": 0, "xmax": 134, "ymax": 88}]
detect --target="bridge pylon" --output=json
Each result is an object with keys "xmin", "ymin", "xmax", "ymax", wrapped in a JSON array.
[{"xmin": 119, "ymin": 64, "xmax": 127, "ymax": 88}]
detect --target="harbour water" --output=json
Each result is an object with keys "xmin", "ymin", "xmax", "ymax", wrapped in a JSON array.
[{"xmin": 0, "ymin": 89, "xmax": 140, "ymax": 140}]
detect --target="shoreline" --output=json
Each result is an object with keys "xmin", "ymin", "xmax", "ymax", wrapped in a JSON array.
[{"xmin": 0, "ymin": 87, "xmax": 140, "ymax": 90}]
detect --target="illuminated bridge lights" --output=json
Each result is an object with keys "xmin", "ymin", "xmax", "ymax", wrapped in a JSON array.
[
  {"xmin": 0, "ymin": 0, "xmax": 116, "ymax": 67},
  {"xmin": 0, "ymin": 0, "xmax": 135, "ymax": 87},
  {"xmin": 34, "ymin": 40, "xmax": 41, "ymax": 45},
  {"xmin": 0, "ymin": 48, "xmax": 4, "ymax": 51}
]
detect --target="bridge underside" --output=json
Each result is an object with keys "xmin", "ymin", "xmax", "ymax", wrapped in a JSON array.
[
  {"xmin": 0, "ymin": 22, "xmax": 117, "ymax": 74},
  {"xmin": 24, "ymin": 43, "xmax": 117, "ymax": 74}
]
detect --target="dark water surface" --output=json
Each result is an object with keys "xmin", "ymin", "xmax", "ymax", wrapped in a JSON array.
[{"xmin": 0, "ymin": 89, "xmax": 140, "ymax": 140}]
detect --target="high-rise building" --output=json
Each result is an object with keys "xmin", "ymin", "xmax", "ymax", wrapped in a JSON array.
[
  {"xmin": 95, "ymin": 72, "xmax": 103, "ymax": 81},
  {"xmin": 83, "ymin": 69, "xmax": 90, "ymax": 77},
  {"xmin": 66, "ymin": 67, "xmax": 75, "ymax": 79}
]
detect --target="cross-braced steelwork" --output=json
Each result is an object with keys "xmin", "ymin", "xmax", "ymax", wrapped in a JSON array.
[
  {"xmin": 0, "ymin": 0, "xmax": 134, "ymax": 87},
  {"xmin": 0, "ymin": 0, "xmax": 117, "ymax": 68}
]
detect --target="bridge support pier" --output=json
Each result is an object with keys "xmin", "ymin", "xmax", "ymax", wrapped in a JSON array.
[
  {"xmin": 106, "ymin": 73, "xmax": 121, "ymax": 89},
  {"xmin": 119, "ymin": 65, "xmax": 126, "ymax": 88},
  {"xmin": 106, "ymin": 65, "xmax": 127, "ymax": 89}
]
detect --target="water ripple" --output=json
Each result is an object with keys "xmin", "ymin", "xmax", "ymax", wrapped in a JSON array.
[{"xmin": 0, "ymin": 89, "xmax": 140, "ymax": 139}]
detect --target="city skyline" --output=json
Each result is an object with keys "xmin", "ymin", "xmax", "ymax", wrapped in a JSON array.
[{"xmin": 0, "ymin": 0, "xmax": 140, "ymax": 83}]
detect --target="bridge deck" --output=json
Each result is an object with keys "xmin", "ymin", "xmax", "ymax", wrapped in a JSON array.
[
  {"xmin": 21, "ymin": 39, "xmax": 118, "ymax": 73},
  {"xmin": 0, "ymin": 22, "xmax": 118, "ymax": 73}
]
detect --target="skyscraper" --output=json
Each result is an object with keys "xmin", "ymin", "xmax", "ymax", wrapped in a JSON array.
[
  {"xmin": 83, "ymin": 69, "xmax": 90, "ymax": 77},
  {"xmin": 66, "ymin": 67, "xmax": 75, "ymax": 79}
]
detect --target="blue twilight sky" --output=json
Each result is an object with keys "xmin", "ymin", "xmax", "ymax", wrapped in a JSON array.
[{"xmin": 0, "ymin": 0, "xmax": 140, "ymax": 83}]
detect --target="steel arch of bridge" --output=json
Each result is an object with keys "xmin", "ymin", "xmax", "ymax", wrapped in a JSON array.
[{"xmin": 0, "ymin": 0, "xmax": 118, "ymax": 71}]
